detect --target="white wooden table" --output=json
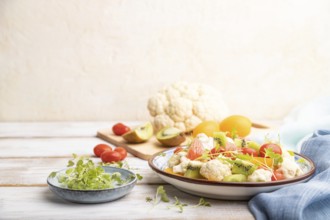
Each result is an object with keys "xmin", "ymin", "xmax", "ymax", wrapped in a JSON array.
[{"xmin": 0, "ymin": 122, "xmax": 259, "ymax": 220}]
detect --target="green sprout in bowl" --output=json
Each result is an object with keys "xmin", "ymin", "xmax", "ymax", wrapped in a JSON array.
[{"xmin": 49, "ymin": 154, "xmax": 126, "ymax": 190}]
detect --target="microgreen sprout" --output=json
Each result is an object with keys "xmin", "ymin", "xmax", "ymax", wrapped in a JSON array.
[
  {"xmin": 146, "ymin": 196, "xmax": 153, "ymax": 203},
  {"xmin": 136, "ymin": 173, "xmax": 143, "ymax": 181},
  {"xmin": 265, "ymin": 148, "xmax": 283, "ymax": 166},
  {"xmin": 156, "ymin": 185, "xmax": 170, "ymax": 203},
  {"xmin": 167, "ymin": 196, "xmax": 188, "ymax": 213},
  {"xmin": 146, "ymin": 186, "xmax": 211, "ymax": 213},
  {"xmin": 100, "ymin": 160, "xmax": 130, "ymax": 170},
  {"xmin": 145, "ymin": 185, "xmax": 170, "ymax": 206},
  {"xmin": 194, "ymin": 198, "xmax": 211, "ymax": 207}
]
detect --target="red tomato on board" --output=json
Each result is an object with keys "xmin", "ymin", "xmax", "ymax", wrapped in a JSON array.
[
  {"xmin": 259, "ymin": 143, "xmax": 282, "ymax": 157},
  {"xmin": 186, "ymin": 139, "xmax": 204, "ymax": 160},
  {"xmin": 242, "ymin": 147, "xmax": 259, "ymax": 157},
  {"xmin": 112, "ymin": 123, "xmax": 131, "ymax": 136},
  {"xmin": 101, "ymin": 151, "xmax": 122, "ymax": 163},
  {"xmin": 114, "ymin": 147, "xmax": 127, "ymax": 160},
  {"xmin": 93, "ymin": 144, "xmax": 112, "ymax": 157}
]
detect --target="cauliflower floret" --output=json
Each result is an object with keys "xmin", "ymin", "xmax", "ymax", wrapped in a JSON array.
[
  {"xmin": 148, "ymin": 82, "xmax": 229, "ymax": 132},
  {"xmin": 165, "ymin": 97, "xmax": 193, "ymax": 122},
  {"xmin": 168, "ymin": 154, "xmax": 181, "ymax": 168},
  {"xmin": 163, "ymin": 85, "xmax": 181, "ymax": 102},
  {"xmin": 168, "ymin": 151, "xmax": 188, "ymax": 169},
  {"xmin": 180, "ymin": 83, "xmax": 200, "ymax": 101},
  {"xmin": 147, "ymin": 93, "xmax": 169, "ymax": 116},
  {"xmin": 193, "ymin": 96, "xmax": 227, "ymax": 121},
  {"xmin": 277, "ymin": 158, "xmax": 303, "ymax": 179},
  {"xmin": 196, "ymin": 133, "xmax": 214, "ymax": 150},
  {"xmin": 200, "ymin": 159, "xmax": 232, "ymax": 181},
  {"xmin": 177, "ymin": 151, "xmax": 187, "ymax": 157},
  {"xmin": 153, "ymin": 114, "xmax": 175, "ymax": 132},
  {"xmin": 248, "ymin": 169, "xmax": 273, "ymax": 182},
  {"xmin": 173, "ymin": 156, "xmax": 191, "ymax": 174},
  {"xmin": 185, "ymin": 115, "xmax": 202, "ymax": 131},
  {"xmin": 174, "ymin": 122, "xmax": 186, "ymax": 131}
]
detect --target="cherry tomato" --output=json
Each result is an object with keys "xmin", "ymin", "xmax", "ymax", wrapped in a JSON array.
[
  {"xmin": 209, "ymin": 147, "xmax": 224, "ymax": 159},
  {"xmin": 93, "ymin": 144, "xmax": 112, "ymax": 157},
  {"xmin": 101, "ymin": 151, "xmax": 122, "ymax": 163},
  {"xmin": 112, "ymin": 123, "xmax": 131, "ymax": 136},
  {"xmin": 272, "ymin": 169, "xmax": 285, "ymax": 181},
  {"xmin": 174, "ymin": 146, "xmax": 184, "ymax": 154},
  {"xmin": 114, "ymin": 147, "xmax": 127, "ymax": 160},
  {"xmin": 259, "ymin": 143, "xmax": 282, "ymax": 157},
  {"xmin": 242, "ymin": 147, "xmax": 259, "ymax": 157},
  {"xmin": 186, "ymin": 139, "xmax": 204, "ymax": 160}
]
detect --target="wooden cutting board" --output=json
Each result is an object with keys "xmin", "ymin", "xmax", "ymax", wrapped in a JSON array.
[{"xmin": 96, "ymin": 128, "xmax": 176, "ymax": 160}]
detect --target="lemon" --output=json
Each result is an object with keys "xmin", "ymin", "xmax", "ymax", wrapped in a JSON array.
[
  {"xmin": 192, "ymin": 121, "xmax": 220, "ymax": 137},
  {"xmin": 219, "ymin": 115, "xmax": 251, "ymax": 137}
]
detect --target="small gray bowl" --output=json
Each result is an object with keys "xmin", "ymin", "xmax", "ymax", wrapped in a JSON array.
[{"xmin": 47, "ymin": 166, "xmax": 137, "ymax": 204}]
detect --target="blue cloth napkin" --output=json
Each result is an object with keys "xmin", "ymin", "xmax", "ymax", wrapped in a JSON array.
[{"xmin": 248, "ymin": 130, "xmax": 330, "ymax": 220}]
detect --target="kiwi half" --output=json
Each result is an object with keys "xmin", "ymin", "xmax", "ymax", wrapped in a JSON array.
[
  {"xmin": 122, "ymin": 122, "xmax": 153, "ymax": 143},
  {"xmin": 156, "ymin": 127, "xmax": 186, "ymax": 147}
]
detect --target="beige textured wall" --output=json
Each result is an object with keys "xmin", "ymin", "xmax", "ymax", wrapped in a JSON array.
[{"xmin": 1, "ymin": 0, "xmax": 330, "ymax": 121}]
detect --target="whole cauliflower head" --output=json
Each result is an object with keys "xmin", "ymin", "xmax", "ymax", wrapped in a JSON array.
[
  {"xmin": 147, "ymin": 82, "xmax": 229, "ymax": 132},
  {"xmin": 200, "ymin": 159, "xmax": 232, "ymax": 181}
]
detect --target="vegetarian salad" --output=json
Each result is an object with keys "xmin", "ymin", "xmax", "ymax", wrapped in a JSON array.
[{"xmin": 165, "ymin": 132, "xmax": 306, "ymax": 182}]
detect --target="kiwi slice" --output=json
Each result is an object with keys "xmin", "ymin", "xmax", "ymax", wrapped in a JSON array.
[
  {"xmin": 213, "ymin": 132, "xmax": 227, "ymax": 148},
  {"xmin": 234, "ymin": 138, "xmax": 247, "ymax": 148},
  {"xmin": 184, "ymin": 166, "xmax": 203, "ymax": 179},
  {"xmin": 232, "ymin": 159, "xmax": 257, "ymax": 176},
  {"xmin": 223, "ymin": 174, "xmax": 247, "ymax": 182},
  {"xmin": 184, "ymin": 161, "xmax": 203, "ymax": 179}
]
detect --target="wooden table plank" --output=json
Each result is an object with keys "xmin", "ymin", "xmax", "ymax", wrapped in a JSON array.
[
  {"xmin": 0, "ymin": 157, "xmax": 162, "ymax": 186},
  {"xmin": 0, "ymin": 122, "xmax": 141, "ymax": 138},
  {"xmin": 0, "ymin": 137, "xmax": 117, "ymax": 158},
  {"xmin": 0, "ymin": 186, "xmax": 254, "ymax": 220}
]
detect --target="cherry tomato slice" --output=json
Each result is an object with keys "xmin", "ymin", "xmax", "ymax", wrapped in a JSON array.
[
  {"xmin": 209, "ymin": 147, "xmax": 224, "ymax": 159},
  {"xmin": 114, "ymin": 147, "xmax": 127, "ymax": 160},
  {"xmin": 259, "ymin": 143, "xmax": 282, "ymax": 157},
  {"xmin": 272, "ymin": 169, "xmax": 285, "ymax": 181},
  {"xmin": 101, "ymin": 151, "xmax": 122, "ymax": 163},
  {"xmin": 242, "ymin": 147, "xmax": 259, "ymax": 157},
  {"xmin": 112, "ymin": 123, "xmax": 131, "ymax": 136},
  {"xmin": 93, "ymin": 144, "xmax": 112, "ymax": 157},
  {"xmin": 174, "ymin": 146, "xmax": 184, "ymax": 154}
]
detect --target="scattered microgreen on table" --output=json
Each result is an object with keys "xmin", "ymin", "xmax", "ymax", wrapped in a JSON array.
[{"xmin": 146, "ymin": 185, "xmax": 211, "ymax": 213}]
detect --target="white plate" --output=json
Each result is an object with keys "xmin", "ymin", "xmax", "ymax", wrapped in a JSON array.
[{"xmin": 148, "ymin": 148, "xmax": 315, "ymax": 200}]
